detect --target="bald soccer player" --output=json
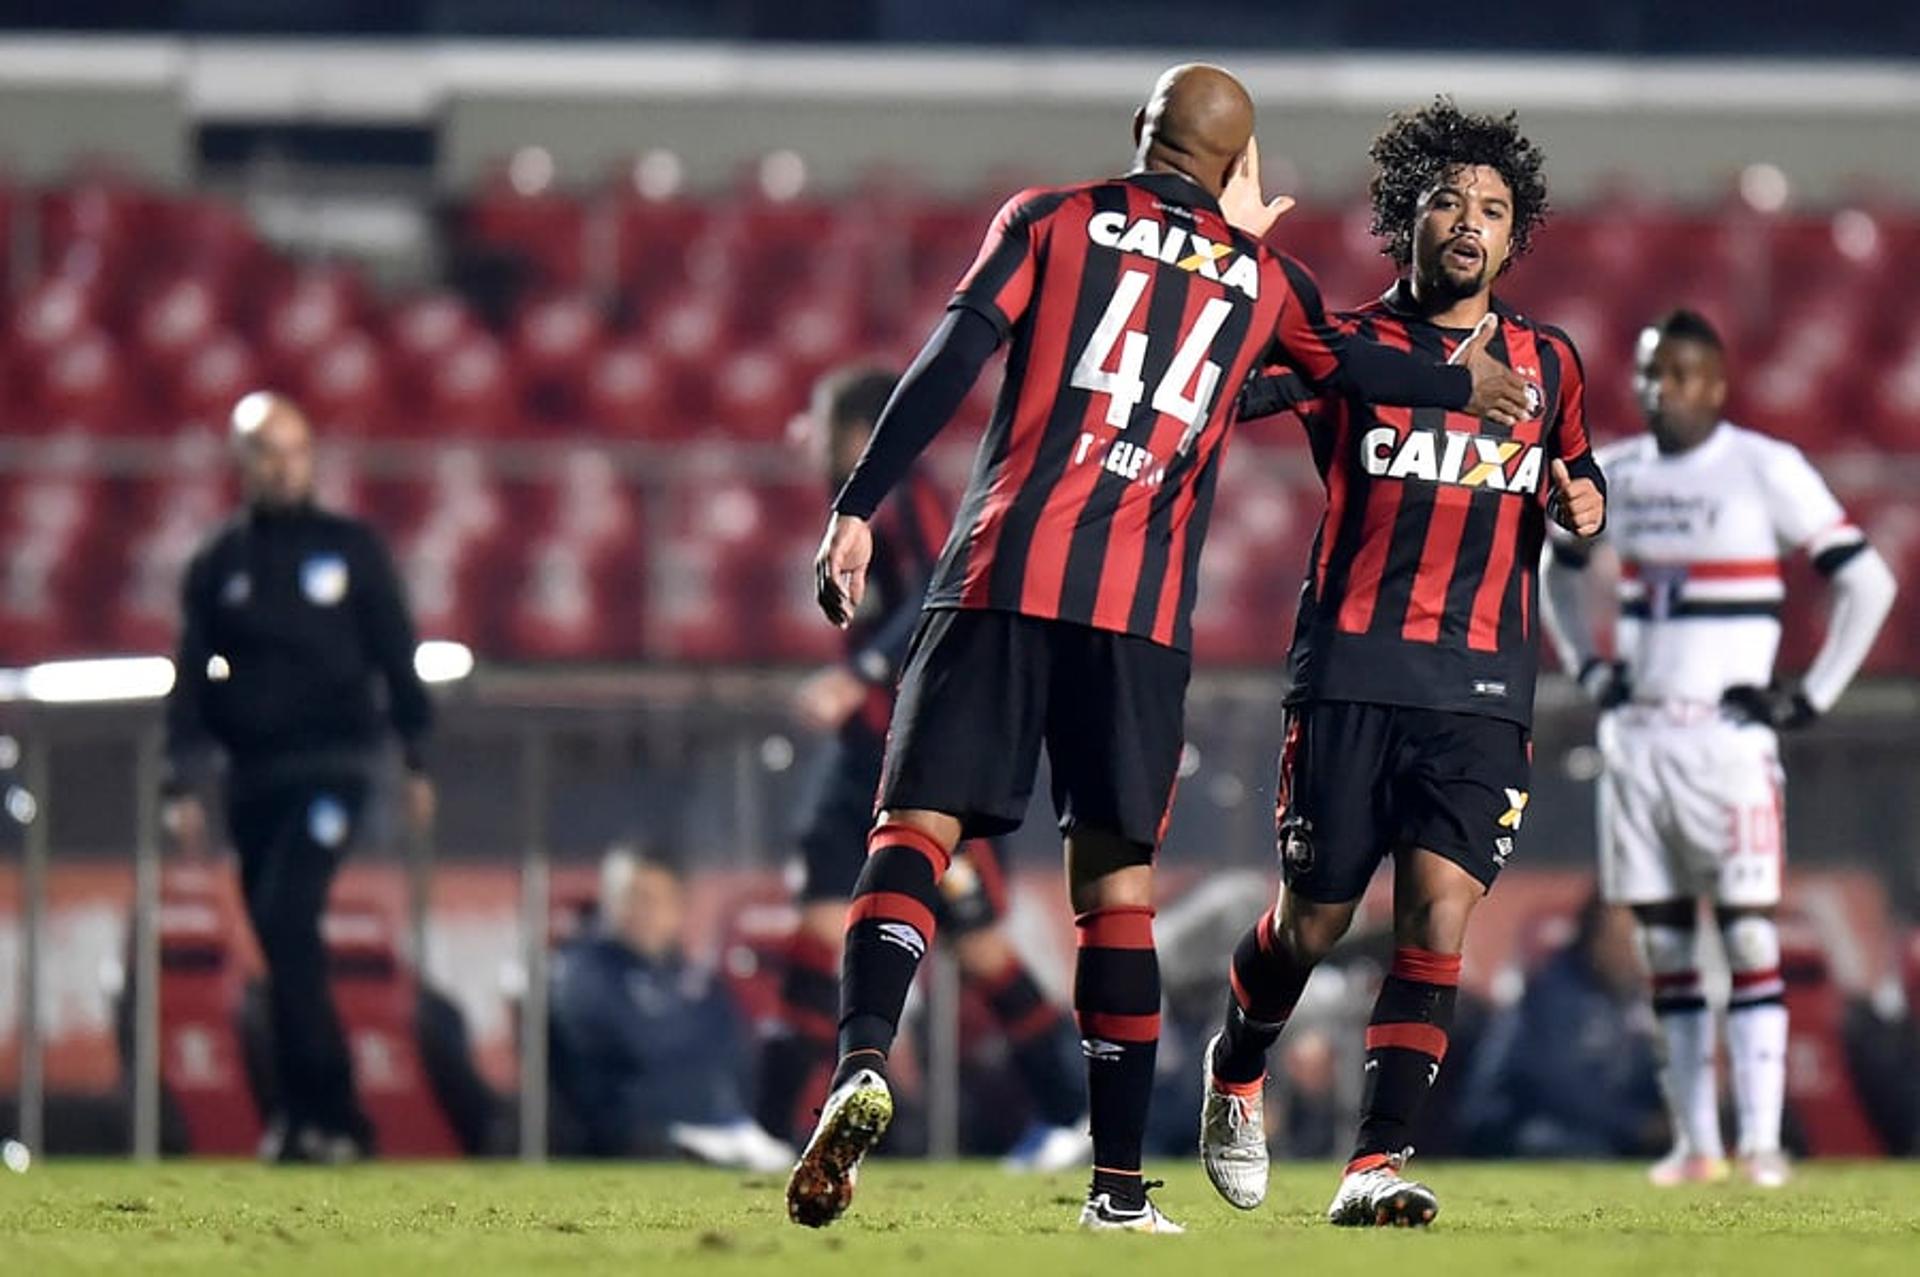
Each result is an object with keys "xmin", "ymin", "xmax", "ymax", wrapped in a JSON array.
[
  {"xmin": 788, "ymin": 64, "xmax": 1530, "ymax": 1233},
  {"xmin": 163, "ymin": 392, "xmax": 435, "ymax": 1163}
]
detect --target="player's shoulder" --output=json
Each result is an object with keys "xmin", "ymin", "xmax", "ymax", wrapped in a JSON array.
[
  {"xmin": 1593, "ymin": 434, "xmax": 1653, "ymax": 471},
  {"xmin": 1496, "ymin": 303, "xmax": 1584, "ymax": 369},
  {"xmin": 990, "ymin": 181, "xmax": 1093, "ymax": 229},
  {"xmin": 1721, "ymin": 421, "xmax": 1822, "ymax": 480}
]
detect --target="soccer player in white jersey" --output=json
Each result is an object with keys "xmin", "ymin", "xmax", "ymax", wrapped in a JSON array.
[{"xmin": 1541, "ymin": 309, "xmax": 1896, "ymax": 1189}]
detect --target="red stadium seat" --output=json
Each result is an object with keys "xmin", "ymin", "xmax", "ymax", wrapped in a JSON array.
[
  {"xmin": 322, "ymin": 901, "xmax": 464, "ymax": 1157},
  {"xmin": 300, "ymin": 329, "xmax": 394, "ymax": 439},
  {"xmin": 465, "ymin": 154, "xmax": 590, "ymax": 290},
  {"xmin": 154, "ymin": 870, "xmax": 264, "ymax": 1156},
  {"xmin": 170, "ymin": 329, "xmax": 264, "ymax": 428},
  {"xmin": 582, "ymin": 342, "xmax": 672, "ymax": 439},
  {"xmin": 512, "ymin": 291, "xmax": 609, "ymax": 423},
  {"xmin": 710, "ymin": 347, "xmax": 799, "ymax": 440},
  {"xmin": 261, "ymin": 267, "xmax": 366, "ymax": 381},
  {"xmin": 28, "ymin": 328, "xmax": 132, "ymax": 431},
  {"xmin": 417, "ymin": 335, "xmax": 522, "ymax": 438}
]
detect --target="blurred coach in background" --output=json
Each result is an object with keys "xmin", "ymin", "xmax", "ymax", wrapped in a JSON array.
[{"xmin": 162, "ymin": 391, "xmax": 436, "ymax": 1164}]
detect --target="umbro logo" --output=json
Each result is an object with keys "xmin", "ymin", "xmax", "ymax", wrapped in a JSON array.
[
  {"xmin": 876, "ymin": 922, "xmax": 927, "ymax": 960},
  {"xmin": 1082, "ymin": 1039, "xmax": 1125, "ymax": 1062}
]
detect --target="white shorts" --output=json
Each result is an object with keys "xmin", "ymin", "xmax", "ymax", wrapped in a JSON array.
[{"xmin": 1596, "ymin": 705, "xmax": 1785, "ymax": 908}]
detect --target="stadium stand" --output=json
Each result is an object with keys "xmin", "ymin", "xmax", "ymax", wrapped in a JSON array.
[{"xmin": 2, "ymin": 161, "xmax": 1916, "ymax": 669}]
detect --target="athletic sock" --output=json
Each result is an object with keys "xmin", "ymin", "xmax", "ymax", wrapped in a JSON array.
[
  {"xmin": 1348, "ymin": 946, "xmax": 1461, "ymax": 1166},
  {"xmin": 1721, "ymin": 913, "xmax": 1788, "ymax": 1155},
  {"xmin": 978, "ymin": 956, "xmax": 1084, "ymax": 1127},
  {"xmin": 755, "ymin": 928, "xmax": 841, "ymax": 1139},
  {"xmin": 833, "ymin": 822, "xmax": 951, "ymax": 1088},
  {"xmin": 1641, "ymin": 921, "xmax": 1724, "ymax": 1159},
  {"xmin": 1074, "ymin": 905, "xmax": 1160, "ymax": 1194},
  {"xmin": 1212, "ymin": 906, "xmax": 1314, "ymax": 1085}
]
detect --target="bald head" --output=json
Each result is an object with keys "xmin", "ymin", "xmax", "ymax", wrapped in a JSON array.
[
  {"xmin": 230, "ymin": 391, "xmax": 315, "ymax": 510},
  {"xmin": 1133, "ymin": 64, "xmax": 1255, "ymax": 197}
]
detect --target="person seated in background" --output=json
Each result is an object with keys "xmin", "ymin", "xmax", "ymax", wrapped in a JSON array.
[
  {"xmin": 549, "ymin": 845, "xmax": 792, "ymax": 1171},
  {"xmin": 1458, "ymin": 894, "xmax": 1668, "ymax": 1159}
]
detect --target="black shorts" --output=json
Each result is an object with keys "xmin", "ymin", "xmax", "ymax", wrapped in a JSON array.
[
  {"xmin": 878, "ymin": 607, "xmax": 1190, "ymax": 853},
  {"xmin": 1274, "ymin": 700, "xmax": 1532, "ymax": 903},
  {"xmin": 795, "ymin": 726, "xmax": 1009, "ymax": 934}
]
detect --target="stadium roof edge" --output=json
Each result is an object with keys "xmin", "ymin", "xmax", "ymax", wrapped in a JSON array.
[{"xmin": 1, "ymin": 37, "xmax": 1918, "ymax": 123}]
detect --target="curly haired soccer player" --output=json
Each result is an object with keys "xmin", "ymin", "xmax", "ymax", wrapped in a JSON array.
[{"xmin": 1198, "ymin": 98, "xmax": 1607, "ymax": 1227}]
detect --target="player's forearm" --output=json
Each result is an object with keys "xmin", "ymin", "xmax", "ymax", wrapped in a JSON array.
[
  {"xmin": 1539, "ymin": 547, "xmax": 1600, "ymax": 676},
  {"xmin": 833, "ymin": 307, "xmax": 1000, "ymax": 519},
  {"xmin": 1234, "ymin": 369, "xmax": 1313, "ymax": 421},
  {"xmin": 1800, "ymin": 546, "xmax": 1897, "ymax": 713},
  {"xmin": 1326, "ymin": 340, "xmax": 1471, "ymax": 410}
]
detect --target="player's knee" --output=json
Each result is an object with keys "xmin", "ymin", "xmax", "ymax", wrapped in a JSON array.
[
  {"xmin": 1069, "ymin": 863, "xmax": 1154, "ymax": 915},
  {"xmin": 1637, "ymin": 916, "xmax": 1697, "ymax": 975},
  {"xmin": 1717, "ymin": 910, "xmax": 1780, "ymax": 974},
  {"xmin": 1396, "ymin": 886, "xmax": 1478, "ymax": 953},
  {"xmin": 873, "ymin": 808, "xmax": 963, "ymax": 856},
  {"xmin": 953, "ymin": 927, "xmax": 1012, "ymax": 979},
  {"xmin": 1274, "ymin": 895, "xmax": 1352, "ymax": 963},
  {"xmin": 799, "ymin": 902, "xmax": 844, "ymax": 948}
]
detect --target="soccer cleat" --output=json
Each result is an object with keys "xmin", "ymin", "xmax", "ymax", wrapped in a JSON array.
[
  {"xmin": 1078, "ymin": 1183, "xmax": 1185, "ymax": 1234},
  {"xmin": 1738, "ymin": 1149, "xmax": 1792, "ymax": 1189},
  {"xmin": 1198, "ymin": 1033, "xmax": 1268, "ymax": 1210},
  {"xmin": 785, "ymin": 1068, "xmax": 893, "ymax": 1228},
  {"xmin": 1326, "ymin": 1149, "xmax": 1438, "ymax": 1227},
  {"xmin": 1647, "ymin": 1149, "xmax": 1731, "ymax": 1187},
  {"xmin": 669, "ymin": 1120, "xmax": 795, "ymax": 1174},
  {"xmin": 1002, "ymin": 1121, "xmax": 1094, "ymax": 1173}
]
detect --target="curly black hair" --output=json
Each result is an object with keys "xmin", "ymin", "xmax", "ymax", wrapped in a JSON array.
[{"xmin": 1368, "ymin": 97, "xmax": 1549, "ymax": 270}]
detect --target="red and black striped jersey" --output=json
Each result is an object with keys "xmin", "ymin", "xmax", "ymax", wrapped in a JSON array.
[
  {"xmin": 926, "ymin": 171, "xmax": 1392, "ymax": 652},
  {"xmin": 845, "ymin": 467, "xmax": 950, "ymax": 737},
  {"xmin": 1273, "ymin": 281, "xmax": 1600, "ymax": 727}
]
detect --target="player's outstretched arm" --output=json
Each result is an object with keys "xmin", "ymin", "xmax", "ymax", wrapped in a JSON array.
[
  {"xmin": 1271, "ymin": 265, "xmax": 1530, "ymax": 424},
  {"xmin": 816, "ymin": 307, "xmax": 1000, "ymax": 626}
]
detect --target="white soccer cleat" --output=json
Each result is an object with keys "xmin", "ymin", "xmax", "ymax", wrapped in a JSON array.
[
  {"xmin": 785, "ymin": 1068, "xmax": 893, "ymax": 1228},
  {"xmin": 1002, "ymin": 1121, "xmax": 1094, "ymax": 1173},
  {"xmin": 1648, "ymin": 1149, "xmax": 1731, "ymax": 1187},
  {"xmin": 1326, "ymin": 1149, "xmax": 1438, "ymax": 1228},
  {"xmin": 1738, "ymin": 1149, "xmax": 1792, "ymax": 1189},
  {"xmin": 1198, "ymin": 1033, "xmax": 1269, "ymax": 1210},
  {"xmin": 669, "ymin": 1120, "xmax": 795, "ymax": 1174},
  {"xmin": 1078, "ymin": 1185, "xmax": 1185, "ymax": 1234}
]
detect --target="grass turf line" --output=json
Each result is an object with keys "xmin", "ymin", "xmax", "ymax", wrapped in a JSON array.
[{"xmin": 4, "ymin": 1160, "xmax": 1918, "ymax": 1276}]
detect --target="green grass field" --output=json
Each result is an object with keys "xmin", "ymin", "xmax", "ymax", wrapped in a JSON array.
[{"xmin": 4, "ymin": 1160, "xmax": 1918, "ymax": 1276}]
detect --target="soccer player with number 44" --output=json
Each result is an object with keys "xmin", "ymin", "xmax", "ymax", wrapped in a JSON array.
[{"xmin": 791, "ymin": 63, "xmax": 1529, "ymax": 1234}]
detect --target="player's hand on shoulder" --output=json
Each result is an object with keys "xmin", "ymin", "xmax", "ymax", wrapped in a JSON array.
[
  {"xmin": 1549, "ymin": 458, "xmax": 1606, "ymax": 538},
  {"xmin": 1578, "ymin": 658, "xmax": 1632, "ymax": 710},
  {"xmin": 814, "ymin": 513, "xmax": 873, "ymax": 629},
  {"xmin": 1721, "ymin": 682, "xmax": 1818, "ymax": 731},
  {"xmin": 1449, "ymin": 315, "xmax": 1528, "ymax": 428},
  {"xmin": 1220, "ymin": 135, "xmax": 1295, "ymax": 239}
]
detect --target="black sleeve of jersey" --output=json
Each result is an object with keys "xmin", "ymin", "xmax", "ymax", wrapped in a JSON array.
[
  {"xmin": 354, "ymin": 527, "xmax": 434, "ymax": 771},
  {"xmin": 1235, "ymin": 370, "xmax": 1315, "ymax": 421},
  {"xmin": 162, "ymin": 546, "xmax": 218, "ymax": 796},
  {"xmin": 832, "ymin": 307, "xmax": 1001, "ymax": 520},
  {"xmin": 1330, "ymin": 338, "xmax": 1472, "ymax": 410}
]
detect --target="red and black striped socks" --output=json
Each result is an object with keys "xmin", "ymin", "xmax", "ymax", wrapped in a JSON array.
[
  {"xmin": 978, "ymin": 956, "xmax": 1084, "ymax": 1128},
  {"xmin": 755, "ymin": 928, "xmax": 841, "ymax": 1140},
  {"xmin": 1349, "ymin": 946, "xmax": 1460, "ymax": 1169},
  {"xmin": 1212, "ymin": 906, "xmax": 1314, "ymax": 1084},
  {"xmin": 833, "ymin": 822, "xmax": 951, "ymax": 1088},
  {"xmin": 1074, "ymin": 905, "xmax": 1159, "ymax": 1208}
]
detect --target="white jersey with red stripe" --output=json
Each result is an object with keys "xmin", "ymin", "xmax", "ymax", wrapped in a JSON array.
[{"xmin": 1593, "ymin": 421, "xmax": 1860, "ymax": 704}]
